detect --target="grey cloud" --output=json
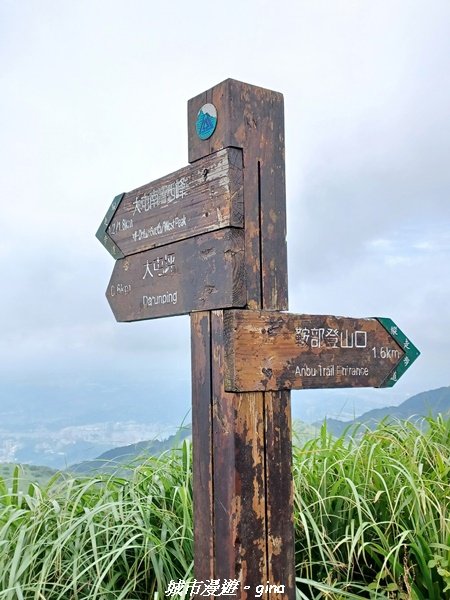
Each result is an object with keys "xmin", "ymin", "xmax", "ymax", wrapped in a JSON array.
[{"xmin": 1, "ymin": 0, "xmax": 449, "ymax": 435}]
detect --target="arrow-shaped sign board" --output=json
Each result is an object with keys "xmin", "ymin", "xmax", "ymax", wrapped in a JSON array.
[
  {"xmin": 96, "ymin": 147, "xmax": 243, "ymax": 259},
  {"xmin": 223, "ymin": 310, "xmax": 419, "ymax": 391},
  {"xmin": 107, "ymin": 229, "xmax": 246, "ymax": 322}
]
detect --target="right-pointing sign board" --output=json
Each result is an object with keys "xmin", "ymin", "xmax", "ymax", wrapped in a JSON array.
[{"xmin": 223, "ymin": 310, "xmax": 420, "ymax": 392}]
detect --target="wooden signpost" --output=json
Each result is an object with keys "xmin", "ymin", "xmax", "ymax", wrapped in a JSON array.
[{"xmin": 96, "ymin": 78, "xmax": 419, "ymax": 599}]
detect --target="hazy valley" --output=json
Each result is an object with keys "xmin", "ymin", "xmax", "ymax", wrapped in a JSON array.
[{"xmin": 1, "ymin": 386, "xmax": 448, "ymax": 473}]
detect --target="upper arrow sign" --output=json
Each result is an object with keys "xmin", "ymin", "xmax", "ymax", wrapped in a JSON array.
[
  {"xmin": 223, "ymin": 310, "xmax": 420, "ymax": 392},
  {"xmin": 96, "ymin": 147, "xmax": 243, "ymax": 259}
]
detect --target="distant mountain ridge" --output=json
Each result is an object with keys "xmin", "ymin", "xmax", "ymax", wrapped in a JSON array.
[
  {"xmin": 314, "ymin": 386, "xmax": 450, "ymax": 437},
  {"xmin": 2, "ymin": 388, "xmax": 448, "ymax": 476},
  {"xmin": 72, "ymin": 387, "xmax": 450, "ymax": 473},
  {"xmin": 70, "ymin": 426, "xmax": 191, "ymax": 474}
]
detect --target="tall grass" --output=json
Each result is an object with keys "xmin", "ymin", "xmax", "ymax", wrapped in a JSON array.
[
  {"xmin": 0, "ymin": 443, "xmax": 193, "ymax": 599},
  {"xmin": 0, "ymin": 417, "xmax": 449, "ymax": 599},
  {"xmin": 293, "ymin": 415, "xmax": 450, "ymax": 599}
]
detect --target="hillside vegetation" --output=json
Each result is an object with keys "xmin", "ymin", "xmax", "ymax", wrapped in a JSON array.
[
  {"xmin": 0, "ymin": 463, "xmax": 58, "ymax": 491},
  {"xmin": 316, "ymin": 386, "xmax": 450, "ymax": 437},
  {"xmin": 0, "ymin": 416, "xmax": 449, "ymax": 599}
]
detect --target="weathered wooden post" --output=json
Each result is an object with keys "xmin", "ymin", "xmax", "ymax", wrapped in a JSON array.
[{"xmin": 188, "ymin": 80, "xmax": 295, "ymax": 599}]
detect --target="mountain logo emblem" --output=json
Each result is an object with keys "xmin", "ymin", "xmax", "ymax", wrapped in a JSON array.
[{"xmin": 196, "ymin": 103, "xmax": 218, "ymax": 140}]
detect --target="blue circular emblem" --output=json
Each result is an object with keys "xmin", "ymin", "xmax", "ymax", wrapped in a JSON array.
[{"xmin": 196, "ymin": 103, "xmax": 217, "ymax": 140}]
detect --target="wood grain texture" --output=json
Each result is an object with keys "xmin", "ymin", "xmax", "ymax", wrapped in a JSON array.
[
  {"xmin": 105, "ymin": 148, "xmax": 243, "ymax": 256},
  {"xmin": 188, "ymin": 78, "xmax": 288, "ymax": 311},
  {"xmin": 265, "ymin": 391, "xmax": 294, "ymax": 597},
  {"xmin": 211, "ymin": 311, "xmax": 268, "ymax": 598},
  {"xmin": 190, "ymin": 312, "xmax": 214, "ymax": 586},
  {"xmin": 106, "ymin": 228, "xmax": 245, "ymax": 322},
  {"xmin": 224, "ymin": 310, "xmax": 405, "ymax": 392}
]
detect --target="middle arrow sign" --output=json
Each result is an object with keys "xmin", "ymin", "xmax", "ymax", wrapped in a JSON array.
[{"xmin": 107, "ymin": 229, "xmax": 246, "ymax": 321}]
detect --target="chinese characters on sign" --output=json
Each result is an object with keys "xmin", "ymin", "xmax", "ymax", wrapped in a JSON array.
[
  {"xmin": 142, "ymin": 253, "xmax": 176, "ymax": 279},
  {"xmin": 133, "ymin": 177, "xmax": 190, "ymax": 215},
  {"xmin": 295, "ymin": 327, "xmax": 367, "ymax": 349}
]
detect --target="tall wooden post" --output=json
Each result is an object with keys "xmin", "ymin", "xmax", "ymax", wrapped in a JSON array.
[{"xmin": 189, "ymin": 80, "xmax": 295, "ymax": 599}]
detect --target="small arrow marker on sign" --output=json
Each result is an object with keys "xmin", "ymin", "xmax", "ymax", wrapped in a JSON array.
[
  {"xmin": 376, "ymin": 317, "xmax": 421, "ymax": 387},
  {"xmin": 95, "ymin": 193, "xmax": 125, "ymax": 259}
]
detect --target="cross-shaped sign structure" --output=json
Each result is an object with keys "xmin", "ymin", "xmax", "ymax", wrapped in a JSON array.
[{"xmin": 97, "ymin": 79, "xmax": 419, "ymax": 600}]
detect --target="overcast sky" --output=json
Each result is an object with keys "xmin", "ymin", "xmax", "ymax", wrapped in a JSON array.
[{"xmin": 1, "ymin": 0, "xmax": 449, "ymax": 429}]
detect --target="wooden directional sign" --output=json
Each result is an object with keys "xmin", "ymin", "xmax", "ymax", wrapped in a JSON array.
[
  {"xmin": 223, "ymin": 310, "xmax": 420, "ymax": 392},
  {"xmin": 107, "ymin": 229, "xmax": 245, "ymax": 321},
  {"xmin": 97, "ymin": 78, "xmax": 420, "ymax": 600},
  {"xmin": 96, "ymin": 147, "xmax": 243, "ymax": 258}
]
